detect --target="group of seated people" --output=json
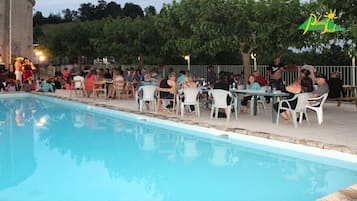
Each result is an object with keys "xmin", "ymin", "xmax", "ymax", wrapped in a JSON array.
[
  {"xmin": 273, "ymin": 69, "xmax": 330, "ymax": 121},
  {"xmin": 80, "ymin": 66, "xmax": 161, "ymax": 99},
  {"xmin": 201, "ymin": 67, "xmax": 331, "ymax": 120}
]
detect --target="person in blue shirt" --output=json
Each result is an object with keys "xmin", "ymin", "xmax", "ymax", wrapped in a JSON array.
[
  {"xmin": 176, "ymin": 70, "xmax": 186, "ymax": 87},
  {"xmin": 241, "ymin": 74, "xmax": 261, "ymax": 113}
]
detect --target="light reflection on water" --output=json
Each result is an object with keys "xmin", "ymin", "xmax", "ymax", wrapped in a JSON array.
[{"xmin": 0, "ymin": 97, "xmax": 356, "ymax": 201}]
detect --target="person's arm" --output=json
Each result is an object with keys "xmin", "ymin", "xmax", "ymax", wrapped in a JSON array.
[
  {"xmin": 169, "ymin": 81, "xmax": 177, "ymax": 93},
  {"xmin": 280, "ymin": 64, "xmax": 286, "ymax": 72}
]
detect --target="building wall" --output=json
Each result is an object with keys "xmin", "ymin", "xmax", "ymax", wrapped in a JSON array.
[
  {"xmin": 0, "ymin": 1, "xmax": 10, "ymax": 65},
  {"xmin": 0, "ymin": 0, "xmax": 35, "ymax": 69}
]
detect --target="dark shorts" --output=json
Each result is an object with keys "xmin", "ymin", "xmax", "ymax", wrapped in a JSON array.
[{"xmin": 269, "ymin": 79, "xmax": 284, "ymax": 90}]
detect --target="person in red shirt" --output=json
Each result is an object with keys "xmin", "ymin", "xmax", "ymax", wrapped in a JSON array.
[
  {"xmin": 22, "ymin": 58, "xmax": 33, "ymax": 82},
  {"xmin": 253, "ymin": 70, "xmax": 267, "ymax": 86},
  {"xmin": 84, "ymin": 69, "xmax": 98, "ymax": 97}
]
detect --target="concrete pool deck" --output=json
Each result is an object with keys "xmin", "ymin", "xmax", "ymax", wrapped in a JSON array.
[{"xmin": 3, "ymin": 90, "xmax": 357, "ymax": 201}]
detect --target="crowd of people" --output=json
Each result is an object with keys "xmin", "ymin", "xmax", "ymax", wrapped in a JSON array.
[
  {"xmin": 193, "ymin": 56, "xmax": 338, "ymax": 121},
  {"xmin": 0, "ymin": 57, "xmax": 38, "ymax": 92},
  {"xmin": 51, "ymin": 57, "xmax": 341, "ymax": 121},
  {"xmin": 0, "ymin": 54, "xmax": 346, "ymax": 123}
]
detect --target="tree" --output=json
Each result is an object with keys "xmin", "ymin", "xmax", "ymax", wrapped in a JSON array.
[
  {"xmin": 157, "ymin": 0, "xmax": 304, "ymax": 78},
  {"xmin": 47, "ymin": 13, "xmax": 63, "ymax": 24},
  {"xmin": 95, "ymin": 0, "xmax": 107, "ymax": 19},
  {"xmin": 105, "ymin": 1, "xmax": 122, "ymax": 18},
  {"xmin": 144, "ymin": 6, "xmax": 157, "ymax": 16},
  {"xmin": 33, "ymin": 24, "xmax": 44, "ymax": 44},
  {"xmin": 33, "ymin": 11, "xmax": 45, "ymax": 26},
  {"xmin": 42, "ymin": 22, "xmax": 96, "ymax": 64},
  {"xmin": 78, "ymin": 3, "xmax": 97, "ymax": 21},
  {"xmin": 122, "ymin": 3, "xmax": 144, "ymax": 18},
  {"xmin": 62, "ymin": 9, "xmax": 75, "ymax": 22},
  {"xmin": 309, "ymin": 0, "xmax": 357, "ymax": 54}
]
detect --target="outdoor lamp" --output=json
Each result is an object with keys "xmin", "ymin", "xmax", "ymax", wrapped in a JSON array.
[
  {"xmin": 184, "ymin": 55, "xmax": 190, "ymax": 71},
  {"xmin": 250, "ymin": 52, "xmax": 257, "ymax": 71}
]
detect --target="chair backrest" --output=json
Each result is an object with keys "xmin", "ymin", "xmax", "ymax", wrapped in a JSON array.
[
  {"xmin": 294, "ymin": 93, "xmax": 312, "ymax": 112},
  {"xmin": 210, "ymin": 89, "xmax": 232, "ymax": 107},
  {"xmin": 181, "ymin": 88, "xmax": 201, "ymax": 104},
  {"xmin": 140, "ymin": 85, "xmax": 157, "ymax": 101},
  {"xmin": 237, "ymin": 85, "xmax": 245, "ymax": 90},
  {"xmin": 73, "ymin": 76, "xmax": 84, "ymax": 88},
  {"xmin": 308, "ymin": 93, "xmax": 328, "ymax": 108}
]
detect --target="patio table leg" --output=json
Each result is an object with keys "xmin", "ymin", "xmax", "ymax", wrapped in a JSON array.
[
  {"xmin": 272, "ymin": 96, "xmax": 278, "ymax": 123},
  {"xmin": 253, "ymin": 95, "xmax": 258, "ymax": 116},
  {"xmin": 234, "ymin": 93, "xmax": 241, "ymax": 120},
  {"xmin": 236, "ymin": 94, "xmax": 242, "ymax": 119}
]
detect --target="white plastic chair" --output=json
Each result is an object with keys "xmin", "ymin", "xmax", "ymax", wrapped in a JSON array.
[
  {"xmin": 301, "ymin": 93, "xmax": 328, "ymax": 125},
  {"xmin": 276, "ymin": 93, "xmax": 311, "ymax": 128},
  {"xmin": 70, "ymin": 75, "xmax": 86, "ymax": 97},
  {"xmin": 137, "ymin": 85, "xmax": 157, "ymax": 112},
  {"xmin": 237, "ymin": 85, "xmax": 245, "ymax": 90},
  {"xmin": 209, "ymin": 89, "xmax": 234, "ymax": 121},
  {"xmin": 177, "ymin": 88, "xmax": 201, "ymax": 117}
]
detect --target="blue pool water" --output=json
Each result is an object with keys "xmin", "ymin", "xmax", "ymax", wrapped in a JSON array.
[{"xmin": 0, "ymin": 95, "xmax": 357, "ymax": 201}]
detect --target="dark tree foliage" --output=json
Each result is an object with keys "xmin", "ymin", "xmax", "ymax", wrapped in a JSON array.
[
  {"xmin": 78, "ymin": 3, "xmax": 97, "ymax": 21},
  {"xmin": 34, "ymin": 0, "xmax": 353, "ymax": 66},
  {"xmin": 33, "ymin": 11, "xmax": 44, "ymax": 26},
  {"xmin": 47, "ymin": 14, "xmax": 62, "ymax": 24},
  {"xmin": 122, "ymin": 3, "xmax": 144, "ymax": 18},
  {"xmin": 144, "ymin": 6, "xmax": 157, "ymax": 16},
  {"xmin": 105, "ymin": 1, "xmax": 123, "ymax": 18}
]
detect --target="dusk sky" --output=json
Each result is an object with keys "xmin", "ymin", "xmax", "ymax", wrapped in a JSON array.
[{"xmin": 34, "ymin": 0, "xmax": 176, "ymax": 16}]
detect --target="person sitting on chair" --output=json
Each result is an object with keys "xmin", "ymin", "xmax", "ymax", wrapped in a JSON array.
[
  {"xmin": 273, "ymin": 76, "xmax": 313, "ymax": 121},
  {"xmin": 159, "ymin": 72, "xmax": 177, "ymax": 109},
  {"xmin": 312, "ymin": 74, "xmax": 329, "ymax": 98},
  {"xmin": 241, "ymin": 74, "xmax": 261, "ymax": 113},
  {"xmin": 327, "ymin": 71, "xmax": 343, "ymax": 98},
  {"xmin": 84, "ymin": 69, "xmax": 98, "ymax": 97},
  {"xmin": 107, "ymin": 68, "xmax": 125, "ymax": 99}
]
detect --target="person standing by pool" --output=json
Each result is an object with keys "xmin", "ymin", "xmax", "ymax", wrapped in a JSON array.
[
  {"xmin": 207, "ymin": 65, "xmax": 217, "ymax": 86},
  {"xmin": 267, "ymin": 56, "xmax": 285, "ymax": 103},
  {"xmin": 14, "ymin": 57, "xmax": 23, "ymax": 83},
  {"xmin": 22, "ymin": 58, "xmax": 33, "ymax": 82},
  {"xmin": 267, "ymin": 56, "xmax": 285, "ymax": 89}
]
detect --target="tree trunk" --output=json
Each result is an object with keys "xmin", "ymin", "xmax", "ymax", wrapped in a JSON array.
[
  {"xmin": 242, "ymin": 52, "xmax": 251, "ymax": 82},
  {"xmin": 138, "ymin": 53, "xmax": 144, "ymax": 68}
]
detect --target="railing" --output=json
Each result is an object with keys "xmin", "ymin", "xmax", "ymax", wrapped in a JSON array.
[
  {"xmin": 53, "ymin": 64, "xmax": 356, "ymax": 86},
  {"xmin": 143, "ymin": 64, "xmax": 356, "ymax": 86}
]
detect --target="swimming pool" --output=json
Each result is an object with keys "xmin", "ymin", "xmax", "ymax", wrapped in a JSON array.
[{"xmin": 0, "ymin": 94, "xmax": 356, "ymax": 201}]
